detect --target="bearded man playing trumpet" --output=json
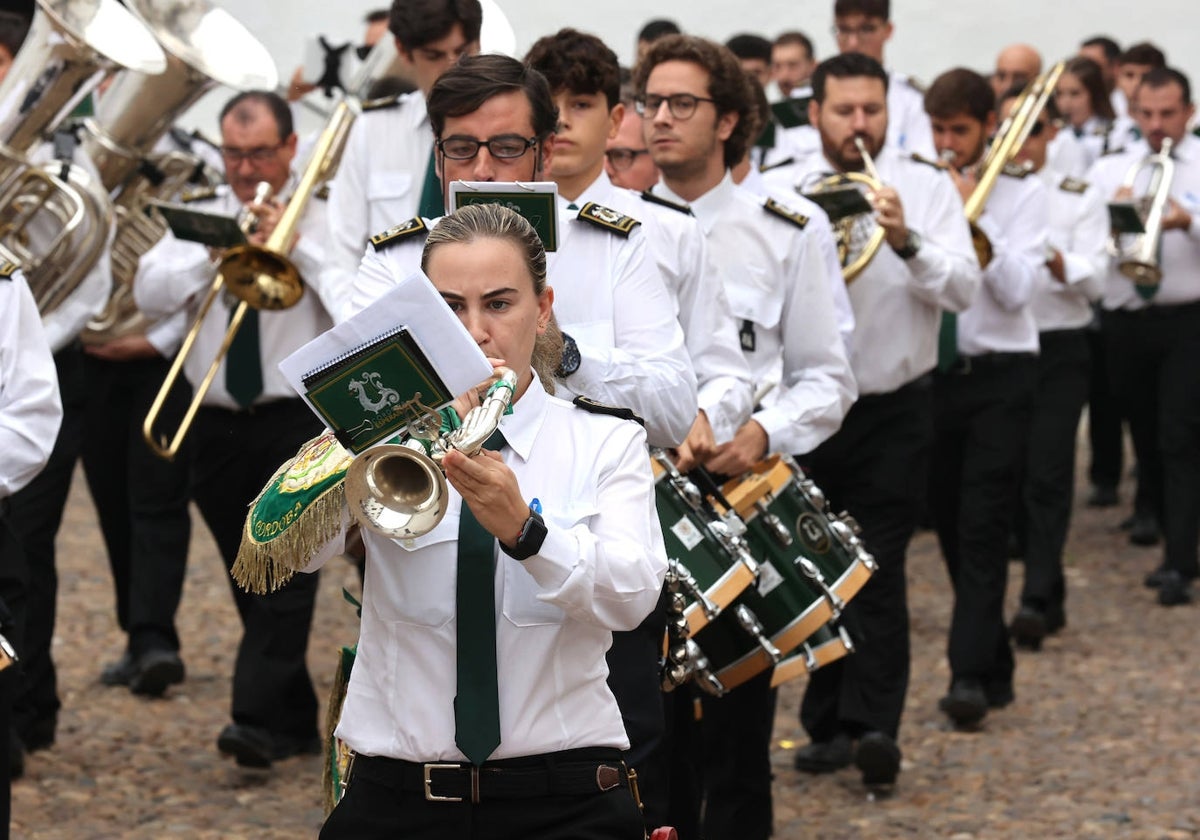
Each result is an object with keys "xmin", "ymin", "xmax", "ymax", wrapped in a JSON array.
[{"xmin": 765, "ymin": 52, "xmax": 979, "ymax": 791}]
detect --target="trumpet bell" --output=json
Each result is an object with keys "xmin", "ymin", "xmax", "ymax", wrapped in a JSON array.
[
  {"xmin": 218, "ymin": 246, "xmax": 305, "ymax": 311},
  {"xmin": 1118, "ymin": 260, "xmax": 1163, "ymax": 287},
  {"xmin": 345, "ymin": 445, "xmax": 450, "ymax": 539}
]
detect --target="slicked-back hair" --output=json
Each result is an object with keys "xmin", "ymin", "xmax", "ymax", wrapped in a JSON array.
[
  {"xmin": 427, "ymin": 54, "xmax": 558, "ymax": 140},
  {"xmin": 638, "ymin": 19, "xmax": 681, "ymax": 43},
  {"xmin": 1063, "ymin": 56, "xmax": 1116, "ymax": 121},
  {"xmin": 388, "ymin": 0, "xmax": 481, "ymax": 53},
  {"xmin": 1118, "ymin": 42, "xmax": 1166, "ymax": 69},
  {"xmin": 834, "ymin": 0, "xmax": 889, "ymax": 20},
  {"xmin": 726, "ymin": 34, "xmax": 773, "ymax": 64},
  {"xmin": 422, "ymin": 203, "xmax": 563, "ymax": 393},
  {"xmin": 219, "ymin": 91, "xmax": 293, "ymax": 142},
  {"xmin": 925, "ymin": 68, "xmax": 995, "ymax": 124},
  {"xmin": 1140, "ymin": 66, "xmax": 1192, "ymax": 106},
  {"xmin": 634, "ymin": 35, "xmax": 758, "ymax": 169},
  {"xmin": 1081, "ymin": 36, "xmax": 1120, "ymax": 63},
  {"xmin": 811, "ymin": 52, "xmax": 889, "ymax": 104},
  {"xmin": 0, "ymin": 10, "xmax": 29, "ymax": 58},
  {"xmin": 524, "ymin": 28, "xmax": 621, "ymax": 109},
  {"xmin": 774, "ymin": 31, "xmax": 814, "ymax": 60}
]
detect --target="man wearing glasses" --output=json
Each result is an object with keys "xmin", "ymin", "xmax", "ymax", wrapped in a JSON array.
[
  {"xmin": 133, "ymin": 91, "xmax": 338, "ymax": 771},
  {"xmin": 635, "ymin": 35, "xmax": 854, "ymax": 840},
  {"xmin": 349, "ymin": 53, "xmax": 698, "ymax": 452}
]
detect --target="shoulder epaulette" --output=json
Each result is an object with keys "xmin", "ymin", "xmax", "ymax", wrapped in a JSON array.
[
  {"xmin": 360, "ymin": 94, "xmax": 402, "ymax": 112},
  {"xmin": 370, "ymin": 217, "xmax": 428, "ymax": 250},
  {"xmin": 181, "ymin": 185, "xmax": 219, "ymax": 203},
  {"xmin": 639, "ymin": 190, "xmax": 693, "ymax": 216},
  {"xmin": 910, "ymin": 152, "xmax": 946, "ymax": 171},
  {"xmin": 759, "ymin": 156, "xmax": 796, "ymax": 174},
  {"xmin": 314, "ymin": 183, "xmax": 330, "ymax": 201},
  {"xmin": 0, "ymin": 260, "xmax": 17, "ymax": 280},
  {"xmin": 1001, "ymin": 163, "xmax": 1033, "ymax": 179},
  {"xmin": 577, "ymin": 202, "xmax": 640, "ymax": 236},
  {"xmin": 571, "ymin": 396, "xmax": 645, "ymax": 426},
  {"xmin": 1102, "ymin": 145, "xmax": 1127, "ymax": 157},
  {"xmin": 764, "ymin": 197, "xmax": 809, "ymax": 229},
  {"xmin": 1059, "ymin": 177, "xmax": 1089, "ymax": 194}
]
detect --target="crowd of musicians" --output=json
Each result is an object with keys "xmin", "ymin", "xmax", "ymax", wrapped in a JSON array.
[{"xmin": 0, "ymin": 0, "xmax": 1198, "ymax": 837}]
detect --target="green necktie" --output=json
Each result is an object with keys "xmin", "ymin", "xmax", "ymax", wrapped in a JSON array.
[
  {"xmin": 418, "ymin": 147, "xmax": 443, "ymax": 218},
  {"xmin": 567, "ymin": 202, "xmax": 579, "ymax": 211},
  {"xmin": 225, "ymin": 307, "xmax": 263, "ymax": 408},
  {"xmin": 454, "ymin": 428, "xmax": 505, "ymax": 765},
  {"xmin": 936, "ymin": 311, "xmax": 959, "ymax": 373}
]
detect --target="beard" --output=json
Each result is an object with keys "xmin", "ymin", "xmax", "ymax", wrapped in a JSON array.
[{"xmin": 821, "ymin": 131, "xmax": 882, "ymax": 173}]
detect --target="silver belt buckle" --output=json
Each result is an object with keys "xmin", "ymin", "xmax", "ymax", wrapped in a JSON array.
[{"xmin": 424, "ymin": 763, "xmax": 468, "ymax": 803}]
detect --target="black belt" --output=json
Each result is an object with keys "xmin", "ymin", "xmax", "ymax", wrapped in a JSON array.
[
  {"xmin": 940, "ymin": 352, "xmax": 1036, "ymax": 376},
  {"xmin": 348, "ymin": 747, "xmax": 630, "ymax": 804},
  {"xmin": 1109, "ymin": 300, "xmax": 1200, "ymax": 319}
]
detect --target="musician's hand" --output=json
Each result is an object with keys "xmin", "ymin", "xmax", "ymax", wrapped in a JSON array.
[
  {"xmin": 247, "ymin": 198, "xmax": 285, "ymax": 246},
  {"xmin": 675, "ymin": 411, "xmax": 716, "ymax": 473},
  {"xmin": 704, "ymin": 420, "xmax": 768, "ymax": 477},
  {"xmin": 947, "ymin": 166, "xmax": 977, "ymax": 205},
  {"xmin": 82, "ymin": 334, "xmax": 159, "ymax": 361},
  {"xmin": 451, "ymin": 357, "xmax": 507, "ymax": 420},
  {"xmin": 869, "ymin": 186, "xmax": 909, "ymax": 250},
  {"xmin": 1046, "ymin": 248, "xmax": 1067, "ymax": 283},
  {"xmin": 287, "ymin": 66, "xmax": 318, "ymax": 102},
  {"xmin": 1162, "ymin": 198, "xmax": 1194, "ymax": 232},
  {"xmin": 1113, "ymin": 185, "xmax": 1135, "ymax": 203},
  {"xmin": 443, "ymin": 448, "xmax": 529, "ymax": 546}
]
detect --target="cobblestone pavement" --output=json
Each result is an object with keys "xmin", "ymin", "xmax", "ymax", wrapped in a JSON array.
[{"xmin": 11, "ymin": 462, "xmax": 1200, "ymax": 839}]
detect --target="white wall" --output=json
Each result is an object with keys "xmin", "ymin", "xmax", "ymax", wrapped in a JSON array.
[{"xmin": 186, "ymin": 0, "xmax": 1200, "ymax": 135}]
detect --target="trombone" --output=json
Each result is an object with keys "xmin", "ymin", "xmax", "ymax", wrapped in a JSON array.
[{"xmin": 142, "ymin": 99, "xmax": 359, "ymax": 460}]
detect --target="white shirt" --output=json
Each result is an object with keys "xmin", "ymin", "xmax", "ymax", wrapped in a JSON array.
[
  {"xmin": 576, "ymin": 172, "xmax": 753, "ymax": 445},
  {"xmin": 655, "ymin": 173, "xmax": 856, "ymax": 456},
  {"xmin": 311, "ymin": 374, "xmax": 667, "ymax": 762},
  {"xmin": 322, "ymin": 93, "xmax": 433, "ymax": 308},
  {"xmin": 957, "ymin": 172, "xmax": 1047, "ymax": 355},
  {"xmin": 349, "ymin": 206, "xmax": 699, "ymax": 450},
  {"xmin": 766, "ymin": 147, "xmax": 981, "ymax": 394},
  {"xmin": 1032, "ymin": 167, "xmax": 1107, "ymax": 331},
  {"xmin": 0, "ymin": 270, "xmax": 62, "ymax": 498},
  {"xmin": 1047, "ymin": 130, "xmax": 1093, "ymax": 180},
  {"xmin": 133, "ymin": 179, "xmax": 335, "ymax": 410},
  {"xmin": 1089, "ymin": 135, "xmax": 1200, "ymax": 310}
]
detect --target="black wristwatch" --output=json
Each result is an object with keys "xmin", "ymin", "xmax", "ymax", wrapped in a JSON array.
[
  {"xmin": 892, "ymin": 229, "xmax": 922, "ymax": 260},
  {"xmin": 557, "ymin": 332, "xmax": 581, "ymax": 377},
  {"xmin": 500, "ymin": 507, "xmax": 547, "ymax": 561}
]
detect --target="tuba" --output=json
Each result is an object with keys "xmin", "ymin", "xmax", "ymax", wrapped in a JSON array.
[
  {"xmin": 345, "ymin": 369, "xmax": 519, "ymax": 539},
  {"xmin": 0, "ymin": 0, "xmax": 167, "ymax": 315},
  {"xmin": 800, "ymin": 136, "xmax": 887, "ymax": 282},
  {"xmin": 142, "ymin": 99, "xmax": 359, "ymax": 461},
  {"xmin": 1107, "ymin": 138, "xmax": 1175, "ymax": 289},
  {"xmin": 79, "ymin": 0, "xmax": 278, "ymax": 344}
]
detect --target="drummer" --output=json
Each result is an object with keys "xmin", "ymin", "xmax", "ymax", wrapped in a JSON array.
[
  {"xmin": 635, "ymin": 35, "xmax": 855, "ymax": 840},
  {"xmin": 313, "ymin": 203, "xmax": 665, "ymax": 840}
]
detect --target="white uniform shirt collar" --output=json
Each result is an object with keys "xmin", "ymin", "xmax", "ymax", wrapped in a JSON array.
[
  {"xmin": 494, "ymin": 370, "xmax": 550, "ymax": 462},
  {"xmin": 576, "ymin": 170, "xmax": 616, "ymax": 206},
  {"xmin": 656, "ymin": 171, "xmax": 734, "ymax": 234}
]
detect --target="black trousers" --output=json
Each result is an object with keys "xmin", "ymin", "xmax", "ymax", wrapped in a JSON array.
[
  {"xmin": 931, "ymin": 355, "xmax": 1036, "ymax": 687},
  {"xmin": 799, "ymin": 375, "xmax": 934, "ymax": 742},
  {"xmin": 1105, "ymin": 304, "xmax": 1200, "ymax": 578},
  {"xmin": 1085, "ymin": 319, "xmax": 1124, "ymax": 491},
  {"xmin": 190, "ymin": 400, "xmax": 321, "ymax": 739},
  {"xmin": 1020, "ymin": 330, "xmax": 1090, "ymax": 612},
  {"xmin": 605, "ymin": 593, "xmax": 667, "ymax": 830},
  {"xmin": 0, "ymin": 501, "xmax": 29, "ymax": 840},
  {"xmin": 8, "ymin": 345, "xmax": 87, "ymax": 740},
  {"xmin": 79, "ymin": 355, "xmax": 192, "ymax": 656},
  {"xmin": 699, "ymin": 669, "xmax": 776, "ymax": 840}
]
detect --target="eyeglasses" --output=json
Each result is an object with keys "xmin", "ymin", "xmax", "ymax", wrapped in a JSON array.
[
  {"xmin": 437, "ymin": 134, "xmax": 538, "ymax": 160},
  {"xmin": 220, "ymin": 145, "xmax": 283, "ymax": 164},
  {"xmin": 635, "ymin": 93, "xmax": 717, "ymax": 120},
  {"xmin": 832, "ymin": 22, "xmax": 883, "ymax": 39},
  {"xmin": 605, "ymin": 147, "xmax": 650, "ymax": 170},
  {"xmin": 1027, "ymin": 121, "xmax": 1047, "ymax": 138}
]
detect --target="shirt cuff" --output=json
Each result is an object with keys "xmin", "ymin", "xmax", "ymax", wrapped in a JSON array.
[{"xmin": 516, "ymin": 523, "xmax": 577, "ymax": 594}]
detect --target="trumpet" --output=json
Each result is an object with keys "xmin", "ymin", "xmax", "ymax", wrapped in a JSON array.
[
  {"xmin": 142, "ymin": 99, "xmax": 359, "ymax": 461},
  {"xmin": 345, "ymin": 368, "xmax": 519, "ymax": 539},
  {"xmin": 1107, "ymin": 138, "xmax": 1175, "ymax": 288},
  {"xmin": 800, "ymin": 136, "xmax": 888, "ymax": 282}
]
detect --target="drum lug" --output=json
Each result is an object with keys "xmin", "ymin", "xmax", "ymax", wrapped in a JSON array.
[
  {"xmin": 708, "ymin": 520, "xmax": 760, "ymax": 579},
  {"xmin": 837, "ymin": 512, "xmax": 863, "ymax": 536},
  {"xmin": 734, "ymin": 605, "xmax": 783, "ymax": 664},
  {"xmin": 798, "ymin": 643, "xmax": 819, "ymax": 673},
  {"xmin": 795, "ymin": 557, "xmax": 846, "ymax": 615},
  {"xmin": 799, "ymin": 480, "xmax": 827, "ymax": 511},
  {"xmin": 673, "ymin": 561, "xmax": 721, "ymax": 621},
  {"xmin": 756, "ymin": 502, "xmax": 793, "ymax": 547},
  {"xmin": 684, "ymin": 640, "xmax": 726, "ymax": 696}
]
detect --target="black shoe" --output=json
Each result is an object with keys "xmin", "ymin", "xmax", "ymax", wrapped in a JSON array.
[
  {"xmin": 1157, "ymin": 570, "xmax": 1192, "ymax": 607},
  {"xmin": 792, "ymin": 733, "xmax": 852, "ymax": 774},
  {"xmin": 1009, "ymin": 605, "xmax": 1047, "ymax": 651},
  {"xmin": 853, "ymin": 731, "xmax": 901, "ymax": 788},
  {"xmin": 1086, "ymin": 485, "xmax": 1119, "ymax": 507},
  {"xmin": 217, "ymin": 724, "xmax": 321, "ymax": 769},
  {"xmin": 1044, "ymin": 605, "xmax": 1066, "ymax": 635},
  {"xmin": 130, "ymin": 649, "xmax": 185, "ymax": 697},
  {"xmin": 1144, "ymin": 565, "xmax": 1170, "ymax": 589},
  {"xmin": 985, "ymin": 681, "xmax": 1015, "ymax": 709},
  {"xmin": 1129, "ymin": 515, "xmax": 1161, "ymax": 547},
  {"xmin": 100, "ymin": 652, "xmax": 137, "ymax": 687},
  {"xmin": 20, "ymin": 715, "xmax": 56, "ymax": 753},
  {"xmin": 939, "ymin": 679, "xmax": 988, "ymax": 729}
]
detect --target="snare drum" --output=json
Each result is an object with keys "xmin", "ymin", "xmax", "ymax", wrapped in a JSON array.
[
  {"xmin": 651, "ymin": 451, "xmax": 758, "ymax": 636},
  {"xmin": 770, "ymin": 623, "xmax": 855, "ymax": 688}
]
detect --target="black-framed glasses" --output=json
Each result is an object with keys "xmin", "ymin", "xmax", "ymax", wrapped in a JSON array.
[
  {"xmin": 437, "ymin": 134, "xmax": 538, "ymax": 160},
  {"xmin": 635, "ymin": 93, "xmax": 717, "ymax": 120},
  {"xmin": 220, "ymin": 145, "xmax": 283, "ymax": 164},
  {"xmin": 832, "ymin": 22, "xmax": 883, "ymax": 39},
  {"xmin": 605, "ymin": 147, "xmax": 650, "ymax": 170}
]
